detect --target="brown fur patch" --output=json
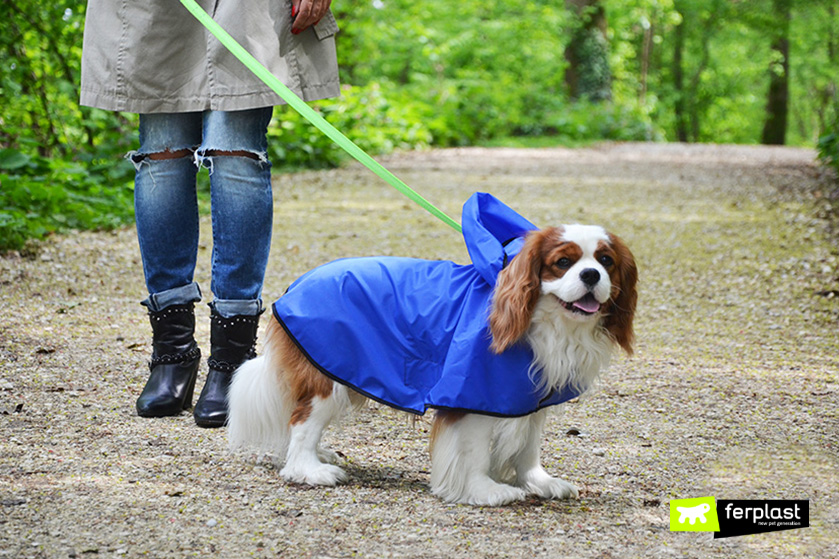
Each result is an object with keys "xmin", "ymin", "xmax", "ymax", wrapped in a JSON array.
[
  {"xmin": 488, "ymin": 228, "xmax": 559, "ymax": 353},
  {"xmin": 265, "ymin": 320, "xmax": 334, "ymax": 425},
  {"xmin": 539, "ymin": 238, "xmax": 581, "ymax": 282},
  {"xmin": 602, "ymin": 233, "xmax": 638, "ymax": 355}
]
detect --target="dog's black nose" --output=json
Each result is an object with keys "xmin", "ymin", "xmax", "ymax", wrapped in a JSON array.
[{"xmin": 580, "ymin": 268, "xmax": 600, "ymax": 286}]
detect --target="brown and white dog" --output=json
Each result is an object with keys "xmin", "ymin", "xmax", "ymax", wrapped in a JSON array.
[{"xmin": 228, "ymin": 224, "xmax": 637, "ymax": 506}]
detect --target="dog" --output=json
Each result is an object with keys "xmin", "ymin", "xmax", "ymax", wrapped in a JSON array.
[{"xmin": 228, "ymin": 194, "xmax": 637, "ymax": 506}]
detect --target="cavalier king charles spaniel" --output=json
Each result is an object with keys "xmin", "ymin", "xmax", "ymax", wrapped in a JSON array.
[{"xmin": 228, "ymin": 224, "xmax": 637, "ymax": 506}]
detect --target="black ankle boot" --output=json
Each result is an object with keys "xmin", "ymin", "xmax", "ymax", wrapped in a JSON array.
[
  {"xmin": 193, "ymin": 309, "xmax": 260, "ymax": 428},
  {"xmin": 136, "ymin": 303, "xmax": 202, "ymax": 417}
]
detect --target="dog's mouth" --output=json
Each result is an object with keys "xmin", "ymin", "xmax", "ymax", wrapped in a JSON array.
[{"xmin": 561, "ymin": 293, "xmax": 602, "ymax": 316}]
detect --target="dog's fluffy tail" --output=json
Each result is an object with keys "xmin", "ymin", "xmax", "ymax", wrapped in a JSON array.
[{"xmin": 227, "ymin": 334, "xmax": 292, "ymax": 460}]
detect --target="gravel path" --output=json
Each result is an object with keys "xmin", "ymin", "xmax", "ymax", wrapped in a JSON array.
[{"xmin": 1, "ymin": 143, "xmax": 837, "ymax": 558}]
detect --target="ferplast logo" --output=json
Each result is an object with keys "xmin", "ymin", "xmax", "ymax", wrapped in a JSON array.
[
  {"xmin": 669, "ymin": 498, "xmax": 809, "ymax": 538},
  {"xmin": 669, "ymin": 497, "xmax": 720, "ymax": 532},
  {"xmin": 714, "ymin": 500, "xmax": 809, "ymax": 539}
]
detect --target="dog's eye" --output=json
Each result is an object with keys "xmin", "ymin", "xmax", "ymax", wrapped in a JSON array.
[
  {"xmin": 598, "ymin": 255, "xmax": 614, "ymax": 267},
  {"xmin": 555, "ymin": 257, "xmax": 573, "ymax": 269}
]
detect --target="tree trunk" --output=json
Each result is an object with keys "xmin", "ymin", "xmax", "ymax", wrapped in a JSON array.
[
  {"xmin": 564, "ymin": 0, "xmax": 612, "ymax": 102},
  {"xmin": 640, "ymin": 21, "xmax": 652, "ymax": 105},
  {"xmin": 761, "ymin": 0, "xmax": 792, "ymax": 145},
  {"xmin": 673, "ymin": 12, "xmax": 689, "ymax": 142}
]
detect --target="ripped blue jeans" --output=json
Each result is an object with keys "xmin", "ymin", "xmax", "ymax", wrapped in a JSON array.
[{"xmin": 131, "ymin": 108, "xmax": 274, "ymax": 318}]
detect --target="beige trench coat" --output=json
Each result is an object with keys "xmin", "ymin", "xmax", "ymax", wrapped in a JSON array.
[{"xmin": 80, "ymin": 0, "xmax": 340, "ymax": 113}]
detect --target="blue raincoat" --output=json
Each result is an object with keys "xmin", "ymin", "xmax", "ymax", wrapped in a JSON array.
[{"xmin": 272, "ymin": 193, "xmax": 584, "ymax": 417}]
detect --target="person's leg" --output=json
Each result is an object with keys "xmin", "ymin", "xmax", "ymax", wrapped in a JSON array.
[
  {"xmin": 192, "ymin": 107, "xmax": 275, "ymax": 427},
  {"xmin": 132, "ymin": 112, "xmax": 203, "ymax": 299},
  {"xmin": 131, "ymin": 113, "xmax": 204, "ymax": 417}
]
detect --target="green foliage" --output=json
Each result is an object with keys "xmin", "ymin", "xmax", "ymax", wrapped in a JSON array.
[
  {"xmin": 0, "ymin": 148, "xmax": 134, "ymax": 251},
  {"xmin": 333, "ymin": 0, "xmax": 584, "ymax": 145},
  {"xmin": 546, "ymin": 100, "xmax": 662, "ymax": 142},
  {"xmin": 268, "ymin": 82, "xmax": 434, "ymax": 168},
  {"xmin": 2, "ymin": 0, "xmax": 838, "ymax": 251},
  {"xmin": 1, "ymin": 2, "xmax": 137, "ymax": 251},
  {"xmin": 817, "ymin": 129, "xmax": 839, "ymax": 177},
  {"xmin": 605, "ymin": 0, "xmax": 838, "ymax": 147}
]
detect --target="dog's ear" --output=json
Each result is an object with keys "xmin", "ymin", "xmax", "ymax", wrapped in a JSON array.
[
  {"xmin": 489, "ymin": 229, "xmax": 552, "ymax": 353},
  {"xmin": 603, "ymin": 233, "xmax": 637, "ymax": 355}
]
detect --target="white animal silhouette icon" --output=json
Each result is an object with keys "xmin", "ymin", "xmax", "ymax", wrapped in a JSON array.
[{"xmin": 677, "ymin": 503, "xmax": 712, "ymax": 525}]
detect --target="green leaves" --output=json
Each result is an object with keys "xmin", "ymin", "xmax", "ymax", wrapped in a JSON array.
[
  {"xmin": 2, "ymin": 0, "xmax": 836, "ymax": 252},
  {"xmin": 0, "ymin": 149, "xmax": 31, "ymax": 171},
  {"xmin": 1, "ymin": 2, "xmax": 137, "ymax": 252},
  {"xmin": 0, "ymin": 152, "xmax": 134, "ymax": 251},
  {"xmin": 268, "ymin": 82, "xmax": 435, "ymax": 168},
  {"xmin": 817, "ymin": 131, "xmax": 839, "ymax": 175}
]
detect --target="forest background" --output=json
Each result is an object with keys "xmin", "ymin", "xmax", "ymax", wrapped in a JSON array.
[{"xmin": 1, "ymin": 0, "xmax": 838, "ymax": 251}]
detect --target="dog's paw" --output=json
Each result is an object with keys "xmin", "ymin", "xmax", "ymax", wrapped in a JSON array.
[
  {"xmin": 280, "ymin": 462, "xmax": 348, "ymax": 486},
  {"xmin": 317, "ymin": 446, "xmax": 341, "ymax": 465},
  {"xmin": 460, "ymin": 478, "xmax": 527, "ymax": 506},
  {"xmin": 520, "ymin": 468, "xmax": 579, "ymax": 500}
]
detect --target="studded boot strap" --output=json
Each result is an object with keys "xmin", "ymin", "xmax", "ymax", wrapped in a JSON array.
[{"xmin": 207, "ymin": 311, "xmax": 261, "ymax": 373}]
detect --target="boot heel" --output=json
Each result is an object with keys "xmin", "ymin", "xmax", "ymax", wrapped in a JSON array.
[{"xmin": 181, "ymin": 359, "xmax": 200, "ymax": 410}]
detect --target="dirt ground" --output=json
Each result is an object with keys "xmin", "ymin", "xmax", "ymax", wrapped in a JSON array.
[{"xmin": 1, "ymin": 143, "xmax": 837, "ymax": 558}]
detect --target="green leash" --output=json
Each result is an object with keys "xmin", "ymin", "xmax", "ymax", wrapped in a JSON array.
[{"xmin": 178, "ymin": 0, "xmax": 462, "ymax": 234}]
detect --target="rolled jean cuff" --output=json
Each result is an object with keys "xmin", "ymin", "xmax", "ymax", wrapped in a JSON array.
[
  {"xmin": 141, "ymin": 282, "xmax": 203, "ymax": 312},
  {"xmin": 209, "ymin": 298, "xmax": 264, "ymax": 318}
]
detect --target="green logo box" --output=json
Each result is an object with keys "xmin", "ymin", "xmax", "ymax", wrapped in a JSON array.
[{"xmin": 669, "ymin": 497, "xmax": 721, "ymax": 532}]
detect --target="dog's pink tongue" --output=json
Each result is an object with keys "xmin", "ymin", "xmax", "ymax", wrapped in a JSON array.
[{"xmin": 573, "ymin": 295, "xmax": 601, "ymax": 313}]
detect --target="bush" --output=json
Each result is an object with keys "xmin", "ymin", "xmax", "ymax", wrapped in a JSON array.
[
  {"xmin": 264, "ymin": 78, "xmax": 663, "ymax": 170},
  {"xmin": 542, "ymin": 100, "xmax": 663, "ymax": 143},
  {"xmin": 267, "ymin": 82, "xmax": 434, "ymax": 168},
  {"xmin": 0, "ymin": 148, "xmax": 135, "ymax": 252},
  {"xmin": 817, "ymin": 130, "xmax": 839, "ymax": 178}
]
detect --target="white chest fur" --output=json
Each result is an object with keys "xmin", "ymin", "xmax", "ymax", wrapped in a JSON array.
[{"xmin": 526, "ymin": 295, "xmax": 613, "ymax": 396}]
